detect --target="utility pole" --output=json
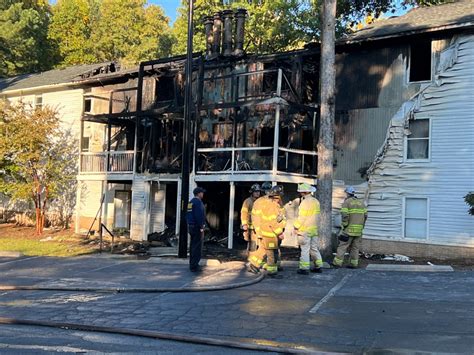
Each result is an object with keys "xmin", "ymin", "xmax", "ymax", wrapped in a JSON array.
[
  {"xmin": 178, "ymin": 0, "xmax": 194, "ymax": 258},
  {"xmin": 317, "ymin": 0, "xmax": 337, "ymax": 257}
]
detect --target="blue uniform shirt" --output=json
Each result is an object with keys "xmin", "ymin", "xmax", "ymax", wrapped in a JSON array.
[{"xmin": 186, "ymin": 197, "xmax": 206, "ymax": 228}]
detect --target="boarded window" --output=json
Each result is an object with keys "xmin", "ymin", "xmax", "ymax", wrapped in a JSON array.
[
  {"xmin": 406, "ymin": 119, "xmax": 430, "ymax": 160},
  {"xmin": 404, "ymin": 198, "xmax": 428, "ymax": 239},
  {"xmin": 409, "ymin": 39, "xmax": 432, "ymax": 82}
]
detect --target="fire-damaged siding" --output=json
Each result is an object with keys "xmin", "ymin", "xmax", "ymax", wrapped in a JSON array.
[
  {"xmin": 334, "ymin": 107, "xmax": 399, "ymax": 185},
  {"xmin": 364, "ymin": 34, "xmax": 474, "ymax": 246}
]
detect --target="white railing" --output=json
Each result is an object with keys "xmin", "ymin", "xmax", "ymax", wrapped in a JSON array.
[
  {"xmin": 196, "ymin": 146, "xmax": 317, "ymax": 175},
  {"xmin": 196, "ymin": 147, "xmax": 273, "ymax": 174},
  {"xmin": 80, "ymin": 151, "xmax": 134, "ymax": 173},
  {"xmin": 278, "ymin": 147, "xmax": 317, "ymax": 175}
]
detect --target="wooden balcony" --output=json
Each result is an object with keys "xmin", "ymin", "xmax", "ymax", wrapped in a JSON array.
[{"xmin": 80, "ymin": 151, "xmax": 134, "ymax": 173}]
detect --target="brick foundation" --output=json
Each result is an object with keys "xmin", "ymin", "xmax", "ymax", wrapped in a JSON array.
[{"xmin": 362, "ymin": 238, "xmax": 474, "ymax": 260}]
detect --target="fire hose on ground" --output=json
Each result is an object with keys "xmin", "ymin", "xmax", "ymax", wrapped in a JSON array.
[{"xmin": 0, "ymin": 269, "xmax": 331, "ymax": 354}]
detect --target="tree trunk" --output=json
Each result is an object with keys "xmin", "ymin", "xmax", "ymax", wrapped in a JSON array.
[{"xmin": 317, "ymin": 0, "xmax": 337, "ymax": 258}]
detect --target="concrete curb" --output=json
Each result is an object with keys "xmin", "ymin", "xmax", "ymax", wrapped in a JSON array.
[
  {"xmin": 366, "ymin": 264, "xmax": 454, "ymax": 272},
  {"xmin": 0, "ymin": 251, "xmax": 23, "ymax": 257}
]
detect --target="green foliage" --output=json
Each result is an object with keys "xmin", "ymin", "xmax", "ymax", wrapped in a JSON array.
[
  {"xmin": 0, "ymin": 100, "xmax": 78, "ymax": 232},
  {"xmin": 173, "ymin": 0, "xmax": 451, "ymax": 55},
  {"xmin": 0, "ymin": 0, "xmax": 58, "ymax": 77},
  {"xmin": 48, "ymin": 0, "xmax": 98, "ymax": 66},
  {"xmin": 172, "ymin": 0, "xmax": 319, "ymax": 55},
  {"xmin": 49, "ymin": 0, "xmax": 174, "ymax": 66},
  {"xmin": 464, "ymin": 192, "xmax": 474, "ymax": 216}
]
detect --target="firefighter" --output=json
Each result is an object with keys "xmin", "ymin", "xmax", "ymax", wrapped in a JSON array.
[
  {"xmin": 240, "ymin": 183, "xmax": 261, "ymax": 252},
  {"xmin": 249, "ymin": 185, "xmax": 286, "ymax": 276},
  {"xmin": 293, "ymin": 183, "xmax": 322, "ymax": 275},
  {"xmin": 247, "ymin": 182, "xmax": 272, "ymax": 272},
  {"xmin": 332, "ymin": 186, "xmax": 368, "ymax": 269}
]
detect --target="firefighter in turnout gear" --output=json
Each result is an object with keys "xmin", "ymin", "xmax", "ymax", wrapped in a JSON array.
[
  {"xmin": 293, "ymin": 183, "xmax": 322, "ymax": 275},
  {"xmin": 249, "ymin": 185, "xmax": 286, "ymax": 276},
  {"xmin": 240, "ymin": 184, "xmax": 261, "ymax": 252},
  {"xmin": 332, "ymin": 186, "xmax": 368, "ymax": 269},
  {"xmin": 247, "ymin": 182, "xmax": 272, "ymax": 272}
]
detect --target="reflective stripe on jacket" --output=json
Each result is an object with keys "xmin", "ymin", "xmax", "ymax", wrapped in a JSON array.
[
  {"xmin": 341, "ymin": 196, "xmax": 367, "ymax": 237},
  {"xmin": 257, "ymin": 197, "xmax": 286, "ymax": 238},
  {"xmin": 240, "ymin": 197, "xmax": 255, "ymax": 228},
  {"xmin": 251, "ymin": 196, "xmax": 267, "ymax": 236},
  {"xmin": 293, "ymin": 195, "xmax": 320, "ymax": 237}
]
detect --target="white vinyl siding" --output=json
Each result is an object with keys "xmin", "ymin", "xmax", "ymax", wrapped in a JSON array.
[{"xmin": 365, "ymin": 34, "xmax": 474, "ymax": 247}]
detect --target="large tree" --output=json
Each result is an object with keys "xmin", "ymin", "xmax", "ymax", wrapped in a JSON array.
[
  {"xmin": 0, "ymin": 0, "xmax": 58, "ymax": 77},
  {"xmin": 0, "ymin": 100, "xmax": 77, "ymax": 234},
  {"xmin": 48, "ymin": 0, "xmax": 174, "ymax": 66},
  {"xmin": 48, "ymin": 0, "xmax": 99, "ymax": 66}
]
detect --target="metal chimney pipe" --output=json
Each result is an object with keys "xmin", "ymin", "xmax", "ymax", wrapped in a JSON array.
[
  {"xmin": 212, "ymin": 12, "xmax": 222, "ymax": 56},
  {"xmin": 221, "ymin": 9, "xmax": 234, "ymax": 56},
  {"xmin": 204, "ymin": 16, "xmax": 214, "ymax": 58},
  {"xmin": 234, "ymin": 8, "xmax": 247, "ymax": 56}
]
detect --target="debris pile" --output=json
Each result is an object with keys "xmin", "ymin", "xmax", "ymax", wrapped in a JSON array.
[{"xmin": 363, "ymin": 253, "xmax": 414, "ymax": 263}]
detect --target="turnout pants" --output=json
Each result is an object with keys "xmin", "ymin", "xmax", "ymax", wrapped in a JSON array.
[
  {"xmin": 333, "ymin": 236, "xmax": 362, "ymax": 267},
  {"xmin": 297, "ymin": 235, "xmax": 323, "ymax": 270},
  {"xmin": 249, "ymin": 236, "xmax": 278, "ymax": 274},
  {"xmin": 189, "ymin": 225, "xmax": 203, "ymax": 269}
]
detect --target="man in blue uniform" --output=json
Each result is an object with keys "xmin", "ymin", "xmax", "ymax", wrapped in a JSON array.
[{"xmin": 187, "ymin": 186, "xmax": 206, "ymax": 272}]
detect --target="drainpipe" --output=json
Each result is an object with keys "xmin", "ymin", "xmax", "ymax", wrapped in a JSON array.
[
  {"xmin": 212, "ymin": 12, "xmax": 222, "ymax": 57},
  {"xmin": 222, "ymin": 9, "xmax": 234, "ymax": 56},
  {"xmin": 204, "ymin": 16, "xmax": 214, "ymax": 59},
  {"xmin": 233, "ymin": 9, "xmax": 247, "ymax": 56}
]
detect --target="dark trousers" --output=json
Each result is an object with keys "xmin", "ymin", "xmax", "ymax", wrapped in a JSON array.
[{"xmin": 189, "ymin": 225, "xmax": 203, "ymax": 269}]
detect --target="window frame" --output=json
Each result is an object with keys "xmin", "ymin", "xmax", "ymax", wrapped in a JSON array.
[
  {"xmin": 402, "ymin": 196, "xmax": 430, "ymax": 240},
  {"xmin": 34, "ymin": 95, "xmax": 43, "ymax": 109},
  {"xmin": 407, "ymin": 39, "xmax": 433, "ymax": 84},
  {"xmin": 404, "ymin": 117, "xmax": 431, "ymax": 162}
]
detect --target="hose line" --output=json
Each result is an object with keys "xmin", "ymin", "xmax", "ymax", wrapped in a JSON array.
[
  {"xmin": 0, "ymin": 269, "xmax": 265, "ymax": 293},
  {"xmin": 0, "ymin": 317, "xmax": 327, "ymax": 354}
]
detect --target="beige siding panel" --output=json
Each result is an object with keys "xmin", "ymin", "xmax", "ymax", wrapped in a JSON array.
[
  {"xmin": 43, "ymin": 89, "xmax": 83, "ymax": 138},
  {"xmin": 78, "ymin": 180, "xmax": 103, "ymax": 226}
]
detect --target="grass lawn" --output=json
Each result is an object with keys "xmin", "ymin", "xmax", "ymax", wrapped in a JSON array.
[{"xmin": 0, "ymin": 224, "xmax": 98, "ymax": 257}]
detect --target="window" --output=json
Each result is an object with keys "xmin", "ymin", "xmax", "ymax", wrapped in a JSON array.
[
  {"xmin": 409, "ymin": 39, "xmax": 432, "ymax": 82},
  {"xmin": 404, "ymin": 198, "xmax": 428, "ymax": 239},
  {"xmin": 406, "ymin": 119, "xmax": 430, "ymax": 161},
  {"xmin": 84, "ymin": 98, "xmax": 92, "ymax": 113},
  {"xmin": 34, "ymin": 95, "xmax": 43, "ymax": 109}
]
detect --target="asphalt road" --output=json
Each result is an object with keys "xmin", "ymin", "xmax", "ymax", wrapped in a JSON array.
[{"xmin": 0, "ymin": 255, "xmax": 473, "ymax": 354}]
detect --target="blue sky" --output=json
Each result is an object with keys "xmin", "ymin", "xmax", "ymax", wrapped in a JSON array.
[
  {"xmin": 48, "ymin": 1, "xmax": 411, "ymax": 27},
  {"xmin": 149, "ymin": 0, "xmax": 181, "ymax": 23}
]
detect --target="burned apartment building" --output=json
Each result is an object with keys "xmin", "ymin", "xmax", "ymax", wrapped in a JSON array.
[
  {"xmin": 77, "ymin": 1, "xmax": 473, "ymax": 257},
  {"xmin": 77, "ymin": 9, "xmax": 320, "ymax": 246}
]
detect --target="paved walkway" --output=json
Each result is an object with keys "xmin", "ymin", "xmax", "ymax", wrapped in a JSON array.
[{"xmin": 0, "ymin": 255, "xmax": 473, "ymax": 353}]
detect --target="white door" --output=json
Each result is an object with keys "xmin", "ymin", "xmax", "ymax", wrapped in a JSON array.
[
  {"xmin": 150, "ymin": 183, "xmax": 166, "ymax": 233},
  {"xmin": 114, "ymin": 191, "xmax": 131, "ymax": 229}
]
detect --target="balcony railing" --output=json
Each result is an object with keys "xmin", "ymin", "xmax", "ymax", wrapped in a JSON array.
[
  {"xmin": 80, "ymin": 151, "xmax": 134, "ymax": 173},
  {"xmin": 196, "ymin": 146, "xmax": 316, "ymax": 175}
]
